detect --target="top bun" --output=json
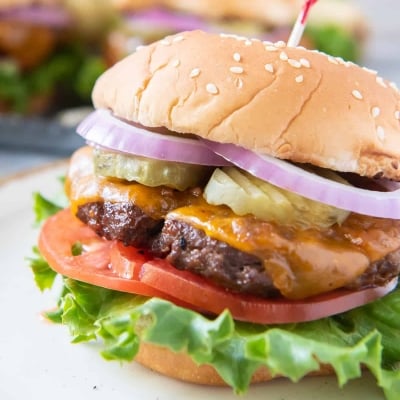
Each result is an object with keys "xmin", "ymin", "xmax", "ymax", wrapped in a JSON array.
[{"xmin": 92, "ymin": 30, "xmax": 400, "ymax": 181}]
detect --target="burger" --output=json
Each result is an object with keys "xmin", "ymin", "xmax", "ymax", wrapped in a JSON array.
[
  {"xmin": 105, "ymin": 0, "xmax": 368, "ymax": 66},
  {"xmin": 104, "ymin": 0, "xmax": 368, "ymax": 66},
  {"xmin": 32, "ymin": 30, "xmax": 400, "ymax": 398},
  {"xmin": 0, "ymin": 0, "xmax": 116, "ymax": 114}
]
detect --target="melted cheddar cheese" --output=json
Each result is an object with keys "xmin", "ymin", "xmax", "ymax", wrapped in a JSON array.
[{"xmin": 66, "ymin": 147, "xmax": 400, "ymax": 299}]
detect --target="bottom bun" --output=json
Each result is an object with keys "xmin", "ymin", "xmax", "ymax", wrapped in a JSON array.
[{"xmin": 135, "ymin": 342, "xmax": 333, "ymax": 386}]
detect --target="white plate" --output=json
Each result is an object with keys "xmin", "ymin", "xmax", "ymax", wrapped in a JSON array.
[{"xmin": 0, "ymin": 163, "xmax": 385, "ymax": 400}]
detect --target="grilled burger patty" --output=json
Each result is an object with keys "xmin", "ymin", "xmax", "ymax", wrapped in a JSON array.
[
  {"xmin": 76, "ymin": 200, "xmax": 400, "ymax": 298},
  {"xmin": 77, "ymin": 201, "xmax": 163, "ymax": 248},
  {"xmin": 77, "ymin": 201, "xmax": 275, "ymax": 296}
]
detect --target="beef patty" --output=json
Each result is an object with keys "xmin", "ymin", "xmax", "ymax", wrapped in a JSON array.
[
  {"xmin": 77, "ymin": 201, "xmax": 400, "ymax": 298},
  {"xmin": 77, "ymin": 201, "xmax": 163, "ymax": 248}
]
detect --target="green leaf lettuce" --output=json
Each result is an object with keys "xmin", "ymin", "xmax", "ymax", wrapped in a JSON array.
[{"xmin": 28, "ymin": 260, "xmax": 400, "ymax": 399}]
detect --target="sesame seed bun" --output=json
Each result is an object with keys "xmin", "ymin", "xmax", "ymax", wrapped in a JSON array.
[
  {"xmin": 135, "ymin": 342, "xmax": 334, "ymax": 385},
  {"xmin": 92, "ymin": 30, "xmax": 400, "ymax": 181}
]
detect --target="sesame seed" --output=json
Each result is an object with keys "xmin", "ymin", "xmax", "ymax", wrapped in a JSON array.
[
  {"xmin": 172, "ymin": 35, "xmax": 184, "ymax": 42},
  {"xmin": 265, "ymin": 45, "xmax": 278, "ymax": 52},
  {"xmin": 279, "ymin": 52, "xmax": 289, "ymax": 61},
  {"xmin": 352, "ymin": 90, "xmax": 363, "ymax": 100},
  {"xmin": 244, "ymin": 39, "xmax": 252, "ymax": 46},
  {"xmin": 363, "ymin": 67, "xmax": 377, "ymax": 75},
  {"xmin": 160, "ymin": 39, "xmax": 171, "ymax": 46},
  {"xmin": 390, "ymin": 82, "xmax": 399, "ymax": 91},
  {"xmin": 189, "ymin": 68, "xmax": 200, "ymax": 78},
  {"xmin": 300, "ymin": 58, "xmax": 310, "ymax": 68},
  {"xmin": 395, "ymin": 110, "xmax": 400, "ymax": 120},
  {"xmin": 206, "ymin": 83, "xmax": 219, "ymax": 94},
  {"xmin": 371, "ymin": 106, "xmax": 381, "ymax": 118},
  {"xmin": 335, "ymin": 57, "xmax": 346, "ymax": 65},
  {"xmin": 230, "ymin": 66, "xmax": 244, "ymax": 74},
  {"xmin": 233, "ymin": 52, "xmax": 241, "ymax": 62},
  {"xmin": 234, "ymin": 77, "xmax": 243, "ymax": 89},
  {"xmin": 288, "ymin": 59, "xmax": 302, "ymax": 68},
  {"xmin": 220, "ymin": 33, "xmax": 237, "ymax": 38},
  {"xmin": 327, "ymin": 56, "xmax": 338, "ymax": 65},
  {"xmin": 275, "ymin": 40, "xmax": 286, "ymax": 48},
  {"xmin": 376, "ymin": 76, "xmax": 387, "ymax": 88},
  {"xmin": 377, "ymin": 126, "xmax": 385, "ymax": 141},
  {"xmin": 295, "ymin": 75, "xmax": 304, "ymax": 83},
  {"xmin": 171, "ymin": 59, "xmax": 180, "ymax": 67},
  {"xmin": 264, "ymin": 63, "xmax": 274, "ymax": 73}
]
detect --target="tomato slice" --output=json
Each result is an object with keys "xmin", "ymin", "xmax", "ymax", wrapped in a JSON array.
[
  {"xmin": 39, "ymin": 209, "xmax": 176, "ymax": 301},
  {"xmin": 133, "ymin": 257, "xmax": 397, "ymax": 324},
  {"xmin": 39, "ymin": 209, "xmax": 397, "ymax": 324}
]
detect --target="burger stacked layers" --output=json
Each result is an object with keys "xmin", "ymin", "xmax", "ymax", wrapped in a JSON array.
[{"xmin": 33, "ymin": 31, "xmax": 400, "ymax": 397}]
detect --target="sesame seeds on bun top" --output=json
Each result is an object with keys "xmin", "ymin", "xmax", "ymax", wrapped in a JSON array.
[{"xmin": 92, "ymin": 30, "xmax": 400, "ymax": 181}]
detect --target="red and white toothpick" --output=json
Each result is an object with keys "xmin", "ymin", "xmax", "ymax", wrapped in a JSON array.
[{"xmin": 287, "ymin": 0, "xmax": 318, "ymax": 47}]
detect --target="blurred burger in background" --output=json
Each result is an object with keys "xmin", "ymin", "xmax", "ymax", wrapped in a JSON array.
[
  {"xmin": 0, "ymin": 0, "xmax": 368, "ymax": 115},
  {"xmin": 0, "ymin": 0, "xmax": 118, "ymax": 114},
  {"xmin": 104, "ymin": 0, "xmax": 368, "ymax": 66}
]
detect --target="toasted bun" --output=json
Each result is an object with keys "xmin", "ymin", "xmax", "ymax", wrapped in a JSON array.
[
  {"xmin": 92, "ymin": 30, "xmax": 400, "ymax": 181},
  {"xmin": 135, "ymin": 342, "xmax": 333, "ymax": 385}
]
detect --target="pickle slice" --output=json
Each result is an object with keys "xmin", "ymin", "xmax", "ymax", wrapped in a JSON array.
[
  {"xmin": 93, "ymin": 148, "xmax": 213, "ymax": 191},
  {"xmin": 204, "ymin": 167, "xmax": 350, "ymax": 228}
]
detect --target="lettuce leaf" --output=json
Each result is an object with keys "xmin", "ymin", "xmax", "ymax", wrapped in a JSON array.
[
  {"xmin": 27, "ymin": 246, "xmax": 57, "ymax": 291},
  {"xmin": 32, "ymin": 192, "xmax": 63, "ymax": 226},
  {"xmin": 32, "ymin": 180, "xmax": 68, "ymax": 225},
  {"xmin": 29, "ymin": 261, "xmax": 400, "ymax": 399}
]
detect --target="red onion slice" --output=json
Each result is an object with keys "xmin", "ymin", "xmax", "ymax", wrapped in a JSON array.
[
  {"xmin": 202, "ymin": 139, "xmax": 400, "ymax": 219},
  {"xmin": 77, "ymin": 109, "xmax": 231, "ymax": 166}
]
